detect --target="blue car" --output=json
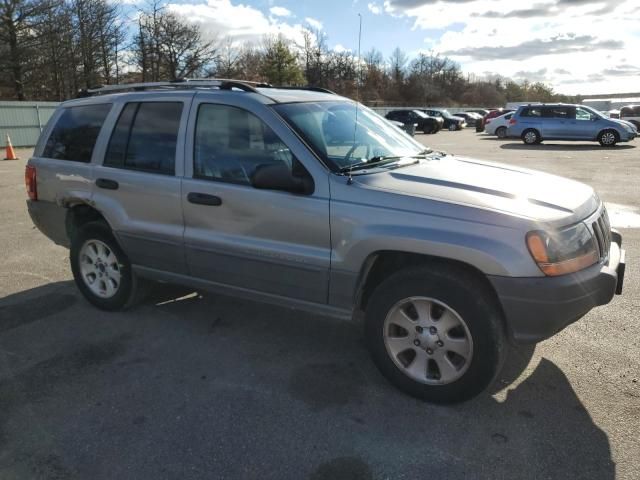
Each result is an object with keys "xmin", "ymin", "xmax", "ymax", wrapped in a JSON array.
[{"xmin": 507, "ymin": 103, "xmax": 637, "ymax": 147}]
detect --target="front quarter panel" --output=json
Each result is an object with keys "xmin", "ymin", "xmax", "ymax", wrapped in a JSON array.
[{"xmin": 328, "ymin": 175, "xmax": 542, "ymax": 308}]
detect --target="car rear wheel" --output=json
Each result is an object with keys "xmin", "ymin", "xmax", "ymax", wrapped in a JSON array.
[
  {"xmin": 522, "ymin": 129, "xmax": 541, "ymax": 145},
  {"xmin": 496, "ymin": 126, "xmax": 507, "ymax": 139},
  {"xmin": 365, "ymin": 265, "xmax": 506, "ymax": 403},
  {"xmin": 70, "ymin": 221, "xmax": 139, "ymax": 311},
  {"xmin": 448, "ymin": 123, "xmax": 457, "ymax": 131},
  {"xmin": 422, "ymin": 124, "xmax": 433, "ymax": 134},
  {"xmin": 598, "ymin": 129, "xmax": 618, "ymax": 147}
]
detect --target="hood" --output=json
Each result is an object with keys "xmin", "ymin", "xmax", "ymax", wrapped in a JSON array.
[
  {"xmin": 354, "ymin": 155, "xmax": 599, "ymax": 225},
  {"xmin": 613, "ymin": 119, "xmax": 638, "ymax": 132}
]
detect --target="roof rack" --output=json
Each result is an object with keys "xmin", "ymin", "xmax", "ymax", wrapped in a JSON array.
[
  {"xmin": 78, "ymin": 79, "xmax": 338, "ymax": 99},
  {"xmin": 78, "ymin": 78, "xmax": 271, "ymax": 97}
]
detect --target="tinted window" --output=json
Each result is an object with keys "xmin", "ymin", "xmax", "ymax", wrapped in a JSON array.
[
  {"xmin": 542, "ymin": 107, "xmax": 572, "ymax": 119},
  {"xmin": 43, "ymin": 104, "xmax": 111, "ymax": 162},
  {"xmin": 520, "ymin": 107, "xmax": 542, "ymax": 117},
  {"xmin": 105, "ymin": 102, "xmax": 182, "ymax": 175},
  {"xmin": 194, "ymin": 104, "xmax": 303, "ymax": 186}
]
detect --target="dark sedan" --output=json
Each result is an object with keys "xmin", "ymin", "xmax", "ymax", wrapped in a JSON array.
[
  {"xmin": 386, "ymin": 109, "xmax": 443, "ymax": 134},
  {"xmin": 423, "ymin": 109, "xmax": 466, "ymax": 131}
]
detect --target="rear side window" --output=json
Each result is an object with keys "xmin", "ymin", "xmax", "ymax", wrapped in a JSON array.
[
  {"xmin": 43, "ymin": 104, "xmax": 111, "ymax": 162},
  {"xmin": 520, "ymin": 107, "xmax": 542, "ymax": 117},
  {"xmin": 104, "ymin": 102, "xmax": 182, "ymax": 175},
  {"xmin": 542, "ymin": 107, "xmax": 572, "ymax": 119}
]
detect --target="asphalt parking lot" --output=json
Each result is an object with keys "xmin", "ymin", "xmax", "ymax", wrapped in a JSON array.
[{"xmin": 1, "ymin": 130, "xmax": 638, "ymax": 479}]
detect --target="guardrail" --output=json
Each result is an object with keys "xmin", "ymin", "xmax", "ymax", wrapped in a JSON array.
[{"xmin": 0, "ymin": 101, "xmax": 59, "ymax": 148}]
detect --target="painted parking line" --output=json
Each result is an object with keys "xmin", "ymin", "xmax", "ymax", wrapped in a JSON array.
[{"xmin": 605, "ymin": 202, "xmax": 640, "ymax": 229}]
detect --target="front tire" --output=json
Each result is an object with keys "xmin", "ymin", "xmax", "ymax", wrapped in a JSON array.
[
  {"xmin": 365, "ymin": 265, "xmax": 506, "ymax": 403},
  {"xmin": 70, "ymin": 221, "xmax": 138, "ymax": 311},
  {"xmin": 598, "ymin": 129, "xmax": 618, "ymax": 147}
]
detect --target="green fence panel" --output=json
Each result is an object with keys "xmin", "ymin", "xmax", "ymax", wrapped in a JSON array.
[{"xmin": 0, "ymin": 101, "xmax": 59, "ymax": 148}]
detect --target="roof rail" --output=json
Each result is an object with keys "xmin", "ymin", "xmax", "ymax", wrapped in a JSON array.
[
  {"xmin": 258, "ymin": 85, "xmax": 336, "ymax": 95},
  {"xmin": 78, "ymin": 78, "xmax": 269, "ymax": 97}
]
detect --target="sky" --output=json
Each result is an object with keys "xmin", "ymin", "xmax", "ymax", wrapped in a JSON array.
[{"xmin": 155, "ymin": 0, "xmax": 640, "ymax": 95}]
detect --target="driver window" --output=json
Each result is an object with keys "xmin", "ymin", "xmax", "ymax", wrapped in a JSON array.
[
  {"xmin": 194, "ymin": 104, "xmax": 299, "ymax": 185},
  {"xmin": 575, "ymin": 108, "xmax": 592, "ymax": 121}
]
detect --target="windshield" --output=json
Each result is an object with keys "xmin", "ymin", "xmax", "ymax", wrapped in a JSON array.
[{"xmin": 273, "ymin": 101, "xmax": 426, "ymax": 172}]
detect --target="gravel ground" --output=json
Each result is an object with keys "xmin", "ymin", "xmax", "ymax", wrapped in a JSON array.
[{"xmin": 0, "ymin": 131, "xmax": 638, "ymax": 479}]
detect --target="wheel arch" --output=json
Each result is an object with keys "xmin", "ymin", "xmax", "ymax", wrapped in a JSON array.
[
  {"xmin": 65, "ymin": 203, "xmax": 113, "ymax": 242},
  {"xmin": 354, "ymin": 250, "xmax": 505, "ymax": 321}
]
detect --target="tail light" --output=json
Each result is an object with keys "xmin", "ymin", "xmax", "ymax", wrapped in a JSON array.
[
  {"xmin": 509, "ymin": 118, "xmax": 517, "ymax": 125},
  {"xmin": 25, "ymin": 165, "xmax": 37, "ymax": 200}
]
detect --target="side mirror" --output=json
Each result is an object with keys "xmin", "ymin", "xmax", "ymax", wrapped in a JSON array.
[{"xmin": 251, "ymin": 163, "xmax": 314, "ymax": 195}]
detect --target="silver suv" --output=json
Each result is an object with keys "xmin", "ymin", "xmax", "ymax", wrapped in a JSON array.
[{"xmin": 26, "ymin": 80, "xmax": 626, "ymax": 403}]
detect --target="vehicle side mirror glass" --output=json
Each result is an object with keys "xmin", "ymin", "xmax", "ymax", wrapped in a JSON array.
[{"xmin": 251, "ymin": 163, "xmax": 313, "ymax": 195}]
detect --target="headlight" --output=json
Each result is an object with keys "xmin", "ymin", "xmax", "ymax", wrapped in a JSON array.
[{"xmin": 526, "ymin": 223, "xmax": 598, "ymax": 276}]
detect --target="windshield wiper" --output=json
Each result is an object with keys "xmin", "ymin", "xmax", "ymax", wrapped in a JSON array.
[{"xmin": 339, "ymin": 151, "xmax": 437, "ymax": 173}]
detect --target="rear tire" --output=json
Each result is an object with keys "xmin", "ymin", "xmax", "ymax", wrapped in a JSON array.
[
  {"xmin": 365, "ymin": 265, "xmax": 506, "ymax": 403},
  {"xmin": 422, "ymin": 123, "xmax": 433, "ymax": 134},
  {"xmin": 522, "ymin": 129, "xmax": 540, "ymax": 145},
  {"xmin": 70, "ymin": 221, "xmax": 139, "ymax": 311},
  {"xmin": 496, "ymin": 126, "xmax": 507, "ymax": 139},
  {"xmin": 598, "ymin": 129, "xmax": 618, "ymax": 147},
  {"xmin": 448, "ymin": 123, "xmax": 457, "ymax": 131}
]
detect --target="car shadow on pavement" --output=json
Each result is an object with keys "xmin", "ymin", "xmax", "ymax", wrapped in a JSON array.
[
  {"xmin": 0, "ymin": 282, "xmax": 616, "ymax": 479},
  {"xmin": 500, "ymin": 142, "xmax": 635, "ymax": 151}
]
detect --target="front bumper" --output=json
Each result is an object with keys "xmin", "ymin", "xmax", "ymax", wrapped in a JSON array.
[{"xmin": 488, "ymin": 235, "xmax": 626, "ymax": 344}]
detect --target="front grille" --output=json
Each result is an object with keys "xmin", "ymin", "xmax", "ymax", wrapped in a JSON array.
[{"xmin": 592, "ymin": 208, "xmax": 611, "ymax": 262}]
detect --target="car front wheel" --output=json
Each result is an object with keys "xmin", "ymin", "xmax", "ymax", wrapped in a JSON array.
[
  {"xmin": 365, "ymin": 265, "xmax": 506, "ymax": 403},
  {"xmin": 598, "ymin": 129, "xmax": 618, "ymax": 147}
]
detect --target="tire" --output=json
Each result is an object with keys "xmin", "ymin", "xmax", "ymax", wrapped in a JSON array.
[
  {"xmin": 522, "ymin": 129, "xmax": 540, "ymax": 145},
  {"xmin": 448, "ymin": 123, "xmax": 457, "ymax": 131},
  {"xmin": 422, "ymin": 123, "xmax": 433, "ymax": 135},
  {"xmin": 365, "ymin": 265, "xmax": 506, "ymax": 404},
  {"xmin": 598, "ymin": 129, "xmax": 618, "ymax": 147},
  {"xmin": 496, "ymin": 126, "xmax": 507, "ymax": 139},
  {"xmin": 70, "ymin": 221, "xmax": 139, "ymax": 311}
]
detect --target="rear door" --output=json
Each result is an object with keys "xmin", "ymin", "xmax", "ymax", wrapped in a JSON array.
[
  {"xmin": 181, "ymin": 94, "xmax": 331, "ymax": 303},
  {"xmin": 541, "ymin": 106, "xmax": 574, "ymax": 138},
  {"xmin": 91, "ymin": 93, "xmax": 192, "ymax": 274}
]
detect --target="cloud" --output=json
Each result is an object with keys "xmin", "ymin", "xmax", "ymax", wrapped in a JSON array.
[
  {"xmin": 443, "ymin": 35, "xmax": 624, "ymax": 61},
  {"xmin": 368, "ymin": 2, "xmax": 382, "ymax": 14},
  {"xmin": 305, "ymin": 17, "xmax": 323, "ymax": 30},
  {"xmin": 601, "ymin": 64, "xmax": 640, "ymax": 76},
  {"xmin": 167, "ymin": 0, "xmax": 310, "ymax": 45},
  {"xmin": 513, "ymin": 68, "xmax": 549, "ymax": 82},
  {"xmin": 269, "ymin": 6, "xmax": 292, "ymax": 17}
]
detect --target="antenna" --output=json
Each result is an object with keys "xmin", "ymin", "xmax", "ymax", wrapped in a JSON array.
[{"xmin": 348, "ymin": 13, "xmax": 363, "ymax": 185}]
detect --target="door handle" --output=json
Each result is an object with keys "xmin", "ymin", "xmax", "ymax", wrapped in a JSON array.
[
  {"xmin": 187, "ymin": 192, "xmax": 222, "ymax": 206},
  {"xmin": 96, "ymin": 178, "xmax": 119, "ymax": 190}
]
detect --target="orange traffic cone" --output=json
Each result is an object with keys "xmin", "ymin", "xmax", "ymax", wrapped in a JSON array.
[{"xmin": 4, "ymin": 135, "xmax": 19, "ymax": 160}]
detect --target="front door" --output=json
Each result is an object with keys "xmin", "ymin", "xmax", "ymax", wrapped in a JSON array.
[{"xmin": 181, "ymin": 97, "xmax": 331, "ymax": 304}]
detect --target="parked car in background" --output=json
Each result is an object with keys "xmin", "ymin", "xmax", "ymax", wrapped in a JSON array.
[
  {"xmin": 423, "ymin": 109, "xmax": 466, "ymax": 131},
  {"xmin": 389, "ymin": 119, "xmax": 417, "ymax": 136},
  {"xmin": 477, "ymin": 109, "xmax": 513, "ymax": 132},
  {"xmin": 620, "ymin": 105, "xmax": 640, "ymax": 129},
  {"xmin": 454, "ymin": 112, "xmax": 483, "ymax": 127},
  {"xmin": 485, "ymin": 112, "xmax": 514, "ymax": 138},
  {"xmin": 507, "ymin": 103, "xmax": 637, "ymax": 146},
  {"xmin": 466, "ymin": 109, "xmax": 490, "ymax": 117},
  {"xmin": 608, "ymin": 109, "xmax": 620, "ymax": 119},
  {"xmin": 386, "ymin": 109, "xmax": 443, "ymax": 134}
]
